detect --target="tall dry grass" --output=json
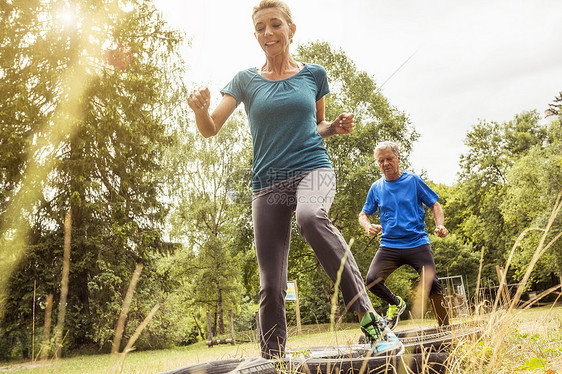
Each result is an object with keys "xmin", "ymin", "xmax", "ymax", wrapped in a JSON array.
[
  {"xmin": 444, "ymin": 190, "xmax": 562, "ymax": 374},
  {"xmin": 108, "ymin": 263, "xmax": 160, "ymax": 374},
  {"xmin": 111, "ymin": 263, "xmax": 144, "ymax": 355},
  {"xmin": 10, "ymin": 191, "xmax": 560, "ymax": 373},
  {"xmin": 296, "ymin": 190, "xmax": 562, "ymax": 373},
  {"xmin": 26, "ymin": 260, "xmax": 159, "ymax": 374}
]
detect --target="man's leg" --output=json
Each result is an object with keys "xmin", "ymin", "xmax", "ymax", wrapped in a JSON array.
[
  {"xmin": 365, "ymin": 247, "xmax": 401, "ymax": 305},
  {"xmin": 430, "ymin": 293, "xmax": 450, "ymax": 326},
  {"xmin": 407, "ymin": 244, "xmax": 450, "ymax": 326},
  {"xmin": 365, "ymin": 248, "xmax": 407, "ymax": 329}
]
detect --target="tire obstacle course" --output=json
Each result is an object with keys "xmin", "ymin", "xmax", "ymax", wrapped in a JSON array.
[{"xmin": 161, "ymin": 323, "xmax": 482, "ymax": 374}]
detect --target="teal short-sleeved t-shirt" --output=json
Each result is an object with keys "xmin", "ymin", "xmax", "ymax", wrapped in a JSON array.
[
  {"xmin": 362, "ymin": 171, "xmax": 439, "ymax": 248},
  {"xmin": 221, "ymin": 63, "xmax": 332, "ymax": 190}
]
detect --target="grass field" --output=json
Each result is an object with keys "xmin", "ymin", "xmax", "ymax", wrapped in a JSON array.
[{"xmin": 1, "ymin": 304, "xmax": 561, "ymax": 373}]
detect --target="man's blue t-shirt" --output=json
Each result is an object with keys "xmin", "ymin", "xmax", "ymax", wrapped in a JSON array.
[
  {"xmin": 362, "ymin": 171, "xmax": 439, "ymax": 248},
  {"xmin": 221, "ymin": 63, "xmax": 332, "ymax": 190}
]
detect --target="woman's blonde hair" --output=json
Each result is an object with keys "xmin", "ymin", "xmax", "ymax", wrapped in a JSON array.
[{"xmin": 252, "ymin": 0, "xmax": 293, "ymax": 26}]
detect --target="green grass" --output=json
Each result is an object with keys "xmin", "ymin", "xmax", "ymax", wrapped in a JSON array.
[
  {"xmin": 1, "ymin": 305, "xmax": 560, "ymax": 373},
  {"xmin": 447, "ymin": 304, "xmax": 562, "ymax": 373}
]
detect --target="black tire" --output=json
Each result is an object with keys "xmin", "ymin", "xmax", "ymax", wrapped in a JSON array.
[
  {"xmin": 162, "ymin": 324, "xmax": 481, "ymax": 374},
  {"xmin": 281, "ymin": 352, "xmax": 449, "ymax": 373},
  {"xmin": 396, "ymin": 323, "xmax": 482, "ymax": 353},
  {"xmin": 161, "ymin": 351, "xmax": 446, "ymax": 374},
  {"xmin": 160, "ymin": 357, "xmax": 276, "ymax": 374},
  {"xmin": 283, "ymin": 353, "xmax": 402, "ymax": 374},
  {"xmin": 400, "ymin": 352, "xmax": 449, "ymax": 374}
]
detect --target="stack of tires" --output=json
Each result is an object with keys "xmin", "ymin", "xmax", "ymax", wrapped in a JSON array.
[{"xmin": 161, "ymin": 323, "xmax": 482, "ymax": 374}]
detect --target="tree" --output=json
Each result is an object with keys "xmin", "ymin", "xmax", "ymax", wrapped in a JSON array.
[
  {"xmin": 547, "ymin": 91, "xmax": 562, "ymax": 116},
  {"xmin": 168, "ymin": 113, "xmax": 252, "ymax": 336},
  {"xmin": 501, "ymin": 117, "xmax": 562, "ymax": 287},
  {"xmin": 430, "ymin": 234, "xmax": 479, "ymax": 295},
  {"xmin": 0, "ymin": 0, "xmax": 188, "ymax": 358},
  {"xmin": 448, "ymin": 110, "xmax": 551, "ymax": 287}
]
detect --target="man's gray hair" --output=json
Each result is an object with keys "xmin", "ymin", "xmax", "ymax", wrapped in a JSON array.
[{"xmin": 374, "ymin": 141, "xmax": 401, "ymax": 158}]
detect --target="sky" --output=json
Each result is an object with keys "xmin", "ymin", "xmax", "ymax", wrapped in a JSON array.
[{"xmin": 154, "ymin": 0, "xmax": 562, "ymax": 185}]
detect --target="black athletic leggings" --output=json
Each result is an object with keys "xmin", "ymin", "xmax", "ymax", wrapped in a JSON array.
[{"xmin": 365, "ymin": 244, "xmax": 443, "ymax": 305}]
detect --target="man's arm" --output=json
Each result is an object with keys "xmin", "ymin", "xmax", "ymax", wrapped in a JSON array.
[
  {"xmin": 430, "ymin": 202, "xmax": 448, "ymax": 237},
  {"xmin": 358, "ymin": 211, "xmax": 382, "ymax": 236}
]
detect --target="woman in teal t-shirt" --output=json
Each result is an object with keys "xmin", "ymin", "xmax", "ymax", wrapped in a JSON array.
[{"xmin": 187, "ymin": 0, "xmax": 402, "ymax": 359}]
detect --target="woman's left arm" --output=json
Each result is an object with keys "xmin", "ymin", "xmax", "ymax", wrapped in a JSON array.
[{"xmin": 315, "ymin": 97, "xmax": 355, "ymax": 138}]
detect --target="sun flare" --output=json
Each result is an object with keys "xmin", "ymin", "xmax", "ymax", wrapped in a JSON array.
[{"xmin": 56, "ymin": 7, "xmax": 79, "ymax": 28}]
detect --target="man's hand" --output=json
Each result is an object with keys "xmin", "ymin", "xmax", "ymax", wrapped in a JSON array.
[
  {"xmin": 366, "ymin": 224, "xmax": 382, "ymax": 237},
  {"xmin": 435, "ymin": 225, "xmax": 449, "ymax": 238}
]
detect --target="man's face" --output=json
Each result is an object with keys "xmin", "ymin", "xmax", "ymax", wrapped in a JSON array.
[{"xmin": 375, "ymin": 148, "xmax": 401, "ymax": 181}]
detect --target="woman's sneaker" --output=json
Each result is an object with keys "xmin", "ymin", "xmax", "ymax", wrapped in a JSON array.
[
  {"xmin": 360, "ymin": 311, "xmax": 404, "ymax": 356},
  {"xmin": 386, "ymin": 296, "xmax": 406, "ymax": 330}
]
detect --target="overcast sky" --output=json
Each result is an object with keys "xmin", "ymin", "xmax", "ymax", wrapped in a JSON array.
[{"xmin": 154, "ymin": 0, "xmax": 562, "ymax": 185}]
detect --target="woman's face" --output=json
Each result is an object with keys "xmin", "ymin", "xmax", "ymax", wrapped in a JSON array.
[{"xmin": 253, "ymin": 8, "xmax": 295, "ymax": 58}]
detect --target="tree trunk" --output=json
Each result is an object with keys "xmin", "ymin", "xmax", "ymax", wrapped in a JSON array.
[
  {"xmin": 217, "ymin": 286, "xmax": 225, "ymax": 335},
  {"xmin": 212, "ymin": 311, "xmax": 217, "ymax": 336},
  {"xmin": 193, "ymin": 314, "xmax": 205, "ymax": 340}
]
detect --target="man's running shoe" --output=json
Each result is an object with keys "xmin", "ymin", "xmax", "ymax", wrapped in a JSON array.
[
  {"xmin": 386, "ymin": 296, "xmax": 406, "ymax": 330},
  {"xmin": 360, "ymin": 311, "xmax": 404, "ymax": 355}
]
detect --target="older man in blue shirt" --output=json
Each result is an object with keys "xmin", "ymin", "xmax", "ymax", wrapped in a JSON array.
[{"xmin": 359, "ymin": 141, "xmax": 450, "ymax": 330}]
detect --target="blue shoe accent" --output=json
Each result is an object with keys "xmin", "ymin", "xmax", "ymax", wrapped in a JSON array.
[
  {"xmin": 371, "ymin": 327, "xmax": 404, "ymax": 356},
  {"xmin": 360, "ymin": 311, "xmax": 404, "ymax": 356}
]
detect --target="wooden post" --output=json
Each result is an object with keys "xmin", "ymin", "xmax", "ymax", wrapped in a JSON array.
[
  {"xmin": 495, "ymin": 265, "xmax": 505, "ymax": 305},
  {"xmin": 293, "ymin": 279, "xmax": 302, "ymax": 335},
  {"xmin": 32, "ymin": 280, "xmax": 36, "ymax": 362},
  {"xmin": 228, "ymin": 309, "xmax": 235, "ymax": 345},
  {"xmin": 206, "ymin": 311, "xmax": 213, "ymax": 347}
]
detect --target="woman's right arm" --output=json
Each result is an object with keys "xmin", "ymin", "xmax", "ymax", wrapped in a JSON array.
[{"xmin": 188, "ymin": 87, "xmax": 238, "ymax": 138}]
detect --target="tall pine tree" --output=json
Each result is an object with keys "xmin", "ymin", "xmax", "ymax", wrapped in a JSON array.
[{"xmin": 0, "ymin": 0, "xmax": 188, "ymax": 358}]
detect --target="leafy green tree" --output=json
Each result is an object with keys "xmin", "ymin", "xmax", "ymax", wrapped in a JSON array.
[
  {"xmin": 0, "ymin": 0, "xmax": 188, "ymax": 358},
  {"xmin": 168, "ymin": 113, "xmax": 252, "ymax": 336},
  {"xmin": 547, "ymin": 91, "xmax": 562, "ymax": 116},
  {"xmin": 447, "ymin": 111, "xmax": 548, "ymax": 284},
  {"xmin": 430, "ymin": 234, "xmax": 479, "ymax": 294},
  {"xmin": 501, "ymin": 116, "xmax": 562, "ymax": 287}
]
